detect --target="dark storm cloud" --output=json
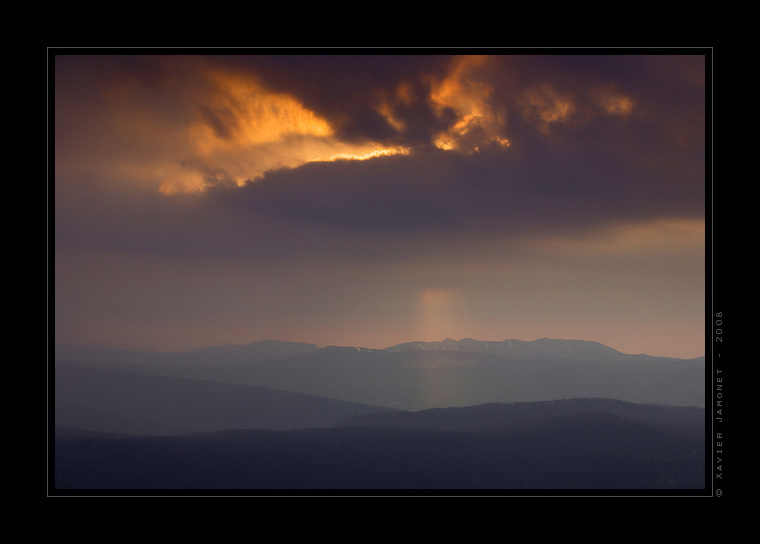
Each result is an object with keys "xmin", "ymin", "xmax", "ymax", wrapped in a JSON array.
[
  {"xmin": 54, "ymin": 53, "xmax": 706, "ymax": 263},
  {"xmin": 218, "ymin": 134, "xmax": 703, "ymax": 239},
  {"xmin": 209, "ymin": 53, "xmax": 704, "ymax": 150},
  {"xmin": 226, "ymin": 56, "xmax": 705, "ymax": 234},
  {"xmin": 56, "ymin": 126, "xmax": 704, "ymax": 266},
  {"xmin": 210, "ymin": 54, "xmax": 460, "ymax": 145},
  {"xmin": 222, "ymin": 150, "xmax": 459, "ymax": 232}
]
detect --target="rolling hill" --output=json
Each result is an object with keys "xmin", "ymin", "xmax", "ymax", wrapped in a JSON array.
[
  {"xmin": 336, "ymin": 397, "xmax": 705, "ymax": 436},
  {"xmin": 54, "ymin": 398, "xmax": 706, "ymax": 491},
  {"xmin": 55, "ymin": 362, "xmax": 399, "ymax": 435}
]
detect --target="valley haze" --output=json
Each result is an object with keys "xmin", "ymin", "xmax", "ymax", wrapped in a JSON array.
[{"xmin": 55, "ymin": 336, "xmax": 705, "ymax": 426}]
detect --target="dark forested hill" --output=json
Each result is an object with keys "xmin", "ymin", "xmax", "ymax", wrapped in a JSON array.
[
  {"xmin": 336, "ymin": 397, "xmax": 705, "ymax": 436},
  {"xmin": 53, "ymin": 408, "xmax": 706, "ymax": 492}
]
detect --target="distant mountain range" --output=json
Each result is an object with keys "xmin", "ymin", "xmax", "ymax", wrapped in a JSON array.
[
  {"xmin": 55, "ymin": 337, "xmax": 704, "ymax": 367},
  {"xmin": 55, "ymin": 337, "xmax": 705, "ymax": 414},
  {"xmin": 385, "ymin": 337, "xmax": 635, "ymax": 361}
]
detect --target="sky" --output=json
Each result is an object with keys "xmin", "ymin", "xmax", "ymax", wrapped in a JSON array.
[{"xmin": 52, "ymin": 51, "xmax": 708, "ymax": 359}]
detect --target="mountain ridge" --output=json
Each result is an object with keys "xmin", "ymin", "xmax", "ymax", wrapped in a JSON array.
[
  {"xmin": 54, "ymin": 335, "xmax": 705, "ymax": 416},
  {"xmin": 55, "ymin": 336, "xmax": 702, "ymax": 365},
  {"xmin": 384, "ymin": 337, "xmax": 631, "ymax": 362}
]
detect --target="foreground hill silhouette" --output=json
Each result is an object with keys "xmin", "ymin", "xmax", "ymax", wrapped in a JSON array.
[{"xmin": 54, "ymin": 398, "xmax": 705, "ymax": 491}]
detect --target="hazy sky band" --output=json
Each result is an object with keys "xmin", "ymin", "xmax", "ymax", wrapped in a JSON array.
[{"xmin": 53, "ymin": 51, "xmax": 707, "ymax": 358}]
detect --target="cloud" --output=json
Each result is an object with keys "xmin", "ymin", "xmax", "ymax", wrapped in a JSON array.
[
  {"xmin": 54, "ymin": 52, "xmax": 706, "ymax": 263},
  {"xmin": 52, "ymin": 52, "xmax": 707, "ymax": 357},
  {"xmin": 55, "ymin": 53, "xmax": 704, "ymax": 189}
]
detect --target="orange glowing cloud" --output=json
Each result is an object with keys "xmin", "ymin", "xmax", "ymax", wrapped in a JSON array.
[
  {"xmin": 374, "ymin": 81, "xmax": 417, "ymax": 133},
  {"xmin": 601, "ymin": 94, "xmax": 634, "ymax": 116},
  {"xmin": 310, "ymin": 146, "xmax": 411, "ymax": 163},
  {"xmin": 518, "ymin": 84, "xmax": 576, "ymax": 133},
  {"xmin": 156, "ymin": 56, "xmax": 648, "ymax": 196},
  {"xmin": 187, "ymin": 69, "xmax": 334, "ymax": 155},
  {"xmin": 428, "ymin": 56, "xmax": 511, "ymax": 152},
  {"xmin": 159, "ymin": 56, "xmax": 522, "ymax": 195},
  {"xmin": 591, "ymin": 86, "xmax": 635, "ymax": 116},
  {"xmin": 159, "ymin": 67, "xmax": 411, "ymax": 195}
]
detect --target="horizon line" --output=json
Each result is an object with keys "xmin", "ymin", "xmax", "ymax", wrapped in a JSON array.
[{"xmin": 53, "ymin": 335, "xmax": 705, "ymax": 360}]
